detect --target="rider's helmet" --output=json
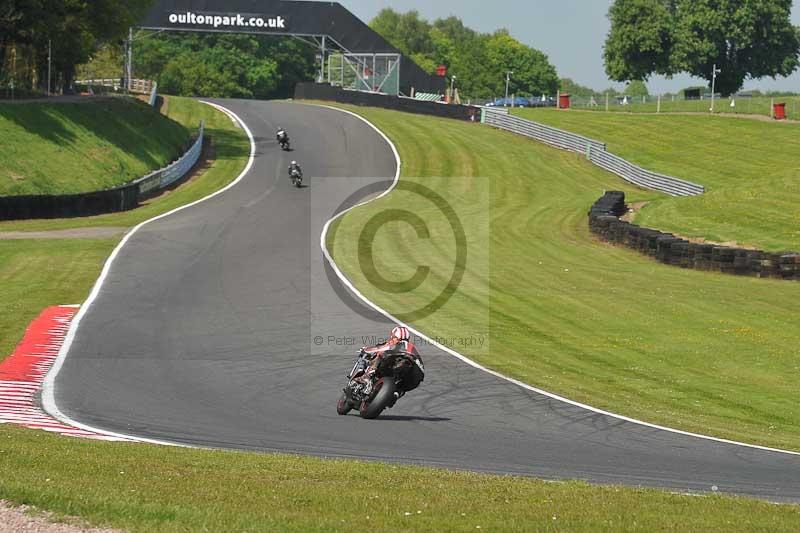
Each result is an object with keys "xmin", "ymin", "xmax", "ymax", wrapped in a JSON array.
[
  {"xmin": 391, "ymin": 326, "xmax": 410, "ymax": 342},
  {"xmin": 291, "ymin": 160, "xmax": 297, "ymax": 166}
]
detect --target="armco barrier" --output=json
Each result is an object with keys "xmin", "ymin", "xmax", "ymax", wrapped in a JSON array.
[
  {"xmin": 589, "ymin": 191, "xmax": 800, "ymax": 280},
  {"xmin": 134, "ymin": 121, "xmax": 204, "ymax": 198},
  {"xmin": 0, "ymin": 121, "xmax": 204, "ymax": 220},
  {"xmin": 294, "ymin": 83, "xmax": 481, "ymax": 122},
  {"xmin": 483, "ymin": 108, "xmax": 705, "ymax": 197}
]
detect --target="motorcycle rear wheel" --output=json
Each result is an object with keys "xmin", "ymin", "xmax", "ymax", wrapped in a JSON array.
[{"xmin": 359, "ymin": 378, "xmax": 396, "ymax": 419}]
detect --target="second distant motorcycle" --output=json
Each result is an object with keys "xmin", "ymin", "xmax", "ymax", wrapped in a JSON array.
[{"xmin": 288, "ymin": 161, "xmax": 303, "ymax": 188}]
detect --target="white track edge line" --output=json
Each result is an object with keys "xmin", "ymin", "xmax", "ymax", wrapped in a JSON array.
[
  {"xmin": 313, "ymin": 103, "xmax": 800, "ymax": 458},
  {"xmin": 41, "ymin": 101, "xmax": 257, "ymax": 446}
]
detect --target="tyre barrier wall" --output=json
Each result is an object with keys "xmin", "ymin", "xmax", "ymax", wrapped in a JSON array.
[
  {"xmin": 483, "ymin": 108, "xmax": 705, "ymax": 197},
  {"xmin": 589, "ymin": 191, "xmax": 800, "ymax": 280},
  {"xmin": 0, "ymin": 121, "xmax": 204, "ymax": 220},
  {"xmin": 294, "ymin": 83, "xmax": 481, "ymax": 122}
]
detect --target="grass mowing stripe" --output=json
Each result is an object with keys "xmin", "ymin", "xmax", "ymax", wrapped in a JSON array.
[
  {"xmin": 327, "ymin": 105, "xmax": 800, "ymax": 452},
  {"xmin": 514, "ymin": 108, "xmax": 800, "ymax": 252}
]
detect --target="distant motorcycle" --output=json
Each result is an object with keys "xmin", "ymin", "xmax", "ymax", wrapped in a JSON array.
[
  {"xmin": 289, "ymin": 168, "xmax": 303, "ymax": 188},
  {"xmin": 279, "ymin": 138, "xmax": 291, "ymax": 151},
  {"xmin": 337, "ymin": 350, "xmax": 424, "ymax": 419}
]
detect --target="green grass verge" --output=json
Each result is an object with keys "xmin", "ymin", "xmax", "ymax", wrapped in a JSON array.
[
  {"xmin": 0, "ymin": 239, "xmax": 116, "ymax": 358},
  {"xmin": 327, "ymin": 105, "xmax": 800, "ymax": 451},
  {"xmin": 0, "ymin": 97, "xmax": 250, "ymax": 232},
  {"xmin": 567, "ymin": 95, "xmax": 800, "ymax": 119},
  {"xmin": 0, "ymin": 98, "xmax": 190, "ymax": 196},
  {"xmin": 1, "ymin": 425, "xmax": 799, "ymax": 531},
  {"xmin": 0, "ymin": 96, "xmax": 249, "ymax": 361},
  {"xmin": 513, "ymin": 108, "xmax": 800, "ymax": 252}
]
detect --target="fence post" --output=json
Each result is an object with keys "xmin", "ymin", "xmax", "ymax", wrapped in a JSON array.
[{"xmin": 586, "ymin": 142, "xmax": 591, "ymax": 160}]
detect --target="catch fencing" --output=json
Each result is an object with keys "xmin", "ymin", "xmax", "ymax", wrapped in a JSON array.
[{"xmin": 482, "ymin": 108, "xmax": 704, "ymax": 197}]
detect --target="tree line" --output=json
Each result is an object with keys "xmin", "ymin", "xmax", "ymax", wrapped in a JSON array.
[
  {"xmin": 0, "ymin": 0, "xmax": 153, "ymax": 96},
  {"xmin": 132, "ymin": 34, "xmax": 316, "ymax": 100},
  {"xmin": 369, "ymin": 9, "xmax": 558, "ymax": 99}
]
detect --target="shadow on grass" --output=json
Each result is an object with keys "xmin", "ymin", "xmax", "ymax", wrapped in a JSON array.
[
  {"xmin": 0, "ymin": 98, "xmax": 191, "ymax": 171},
  {"xmin": 210, "ymin": 128, "xmax": 251, "ymax": 160}
]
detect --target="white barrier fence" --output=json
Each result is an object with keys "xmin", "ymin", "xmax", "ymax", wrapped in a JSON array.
[
  {"xmin": 134, "ymin": 121, "xmax": 204, "ymax": 197},
  {"xmin": 74, "ymin": 78, "xmax": 155, "ymax": 96},
  {"xmin": 482, "ymin": 108, "xmax": 705, "ymax": 197}
]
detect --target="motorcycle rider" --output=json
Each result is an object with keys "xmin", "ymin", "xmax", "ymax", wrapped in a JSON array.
[
  {"xmin": 288, "ymin": 160, "xmax": 303, "ymax": 181},
  {"xmin": 350, "ymin": 326, "xmax": 424, "ymax": 399},
  {"xmin": 276, "ymin": 127, "xmax": 289, "ymax": 145}
]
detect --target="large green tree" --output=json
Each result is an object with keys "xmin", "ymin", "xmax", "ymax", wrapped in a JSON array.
[
  {"xmin": 485, "ymin": 30, "xmax": 558, "ymax": 97},
  {"xmin": 604, "ymin": 0, "xmax": 800, "ymax": 95},
  {"xmin": 132, "ymin": 33, "xmax": 314, "ymax": 99},
  {"xmin": 603, "ymin": 0, "xmax": 674, "ymax": 82},
  {"xmin": 1, "ymin": 0, "xmax": 153, "ymax": 93}
]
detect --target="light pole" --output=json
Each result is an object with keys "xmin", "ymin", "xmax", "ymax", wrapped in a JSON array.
[
  {"xmin": 504, "ymin": 71, "xmax": 513, "ymax": 107},
  {"xmin": 47, "ymin": 39, "xmax": 52, "ymax": 97},
  {"xmin": 710, "ymin": 63, "xmax": 721, "ymax": 112},
  {"xmin": 126, "ymin": 28, "xmax": 165, "ymax": 93}
]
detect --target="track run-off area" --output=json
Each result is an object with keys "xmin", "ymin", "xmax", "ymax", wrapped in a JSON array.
[{"xmin": 43, "ymin": 100, "xmax": 800, "ymax": 502}]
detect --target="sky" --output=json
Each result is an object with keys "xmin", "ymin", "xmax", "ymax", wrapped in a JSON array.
[{"xmin": 337, "ymin": 0, "xmax": 800, "ymax": 94}]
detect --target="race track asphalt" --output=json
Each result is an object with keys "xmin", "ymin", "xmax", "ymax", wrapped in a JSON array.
[{"xmin": 52, "ymin": 99, "xmax": 800, "ymax": 501}]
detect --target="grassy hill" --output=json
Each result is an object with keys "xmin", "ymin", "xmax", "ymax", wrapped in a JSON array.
[
  {"xmin": 0, "ymin": 98, "xmax": 191, "ymax": 196},
  {"xmin": 512, "ymin": 108, "xmax": 800, "ymax": 253}
]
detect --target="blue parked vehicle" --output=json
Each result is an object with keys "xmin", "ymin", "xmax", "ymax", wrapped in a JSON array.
[
  {"xmin": 488, "ymin": 96, "xmax": 532, "ymax": 108},
  {"xmin": 487, "ymin": 96, "xmax": 556, "ymax": 108}
]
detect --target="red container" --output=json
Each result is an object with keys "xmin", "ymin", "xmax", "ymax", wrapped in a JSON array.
[
  {"xmin": 436, "ymin": 65, "xmax": 448, "ymax": 77},
  {"xmin": 559, "ymin": 93, "xmax": 571, "ymax": 109},
  {"xmin": 774, "ymin": 102, "xmax": 786, "ymax": 120}
]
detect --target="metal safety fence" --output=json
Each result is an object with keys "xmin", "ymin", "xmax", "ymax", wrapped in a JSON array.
[
  {"xmin": 134, "ymin": 121, "xmax": 204, "ymax": 197},
  {"xmin": 74, "ymin": 78, "xmax": 155, "ymax": 95},
  {"xmin": 482, "ymin": 108, "xmax": 704, "ymax": 197}
]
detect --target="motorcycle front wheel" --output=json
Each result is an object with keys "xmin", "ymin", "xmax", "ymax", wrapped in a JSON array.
[
  {"xmin": 359, "ymin": 378, "xmax": 396, "ymax": 419},
  {"xmin": 336, "ymin": 391, "xmax": 352, "ymax": 415}
]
